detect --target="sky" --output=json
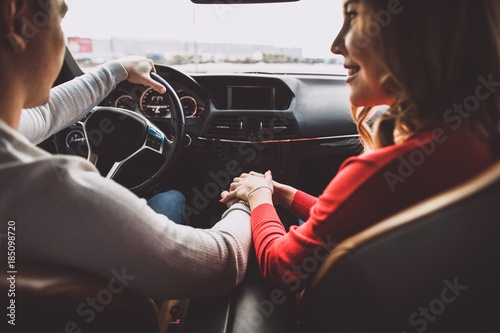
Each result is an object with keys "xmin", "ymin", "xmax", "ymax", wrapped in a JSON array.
[{"xmin": 61, "ymin": 0, "xmax": 344, "ymax": 58}]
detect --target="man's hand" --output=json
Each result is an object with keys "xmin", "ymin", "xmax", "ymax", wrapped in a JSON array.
[{"xmin": 117, "ymin": 56, "xmax": 166, "ymax": 94}]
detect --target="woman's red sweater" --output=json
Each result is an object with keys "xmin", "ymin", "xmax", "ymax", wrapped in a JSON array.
[{"xmin": 251, "ymin": 128, "xmax": 494, "ymax": 292}]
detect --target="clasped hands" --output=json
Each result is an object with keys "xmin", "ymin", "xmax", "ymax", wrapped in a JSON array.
[{"xmin": 220, "ymin": 171, "xmax": 274, "ymax": 209}]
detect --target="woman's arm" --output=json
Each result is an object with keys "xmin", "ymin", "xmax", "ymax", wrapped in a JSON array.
[
  {"xmin": 288, "ymin": 190, "xmax": 318, "ymax": 221},
  {"xmin": 224, "ymin": 156, "xmax": 387, "ymax": 293}
]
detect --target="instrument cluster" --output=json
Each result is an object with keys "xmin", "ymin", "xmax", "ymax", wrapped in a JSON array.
[{"xmin": 102, "ymin": 82, "xmax": 205, "ymax": 119}]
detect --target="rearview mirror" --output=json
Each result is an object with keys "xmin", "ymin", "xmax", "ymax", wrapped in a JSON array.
[{"xmin": 191, "ymin": 0, "xmax": 298, "ymax": 4}]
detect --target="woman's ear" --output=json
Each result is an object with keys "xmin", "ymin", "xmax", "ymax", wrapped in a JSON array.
[{"xmin": 1, "ymin": 0, "xmax": 30, "ymax": 53}]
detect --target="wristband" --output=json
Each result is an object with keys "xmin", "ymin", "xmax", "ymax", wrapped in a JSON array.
[{"xmin": 248, "ymin": 186, "xmax": 273, "ymax": 200}]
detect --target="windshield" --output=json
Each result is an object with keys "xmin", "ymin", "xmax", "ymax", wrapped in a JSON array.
[{"xmin": 61, "ymin": 0, "xmax": 346, "ymax": 75}]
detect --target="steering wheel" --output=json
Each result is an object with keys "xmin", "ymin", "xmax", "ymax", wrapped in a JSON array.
[{"xmin": 82, "ymin": 73, "xmax": 185, "ymax": 195}]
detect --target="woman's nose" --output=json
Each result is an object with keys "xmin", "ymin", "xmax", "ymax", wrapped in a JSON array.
[{"xmin": 331, "ymin": 31, "xmax": 346, "ymax": 56}]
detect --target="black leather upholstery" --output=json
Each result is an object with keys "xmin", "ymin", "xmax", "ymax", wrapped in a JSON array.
[
  {"xmin": 179, "ymin": 254, "xmax": 298, "ymax": 333},
  {"xmin": 0, "ymin": 264, "xmax": 160, "ymax": 333},
  {"xmin": 298, "ymin": 162, "xmax": 500, "ymax": 332}
]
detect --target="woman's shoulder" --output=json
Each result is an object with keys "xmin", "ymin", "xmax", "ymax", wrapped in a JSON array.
[{"xmin": 342, "ymin": 126, "xmax": 493, "ymax": 174}]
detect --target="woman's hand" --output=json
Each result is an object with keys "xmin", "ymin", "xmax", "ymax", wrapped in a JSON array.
[
  {"xmin": 117, "ymin": 56, "xmax": 166, "ymax": 94},
  {"xmin": 230, "ymin": 171, "xmax": 298, "ymax": 208},
  {"xmin": 221, "ymin": 171, "xmax": 274, "ymax": 209}
]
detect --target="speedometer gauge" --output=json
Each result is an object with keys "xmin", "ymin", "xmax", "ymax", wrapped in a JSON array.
[
  {"xmin": 140, "ymin": 88, "xmax": 172, "ymax": 118},
  {"xmin": 180, "ymin": 95, "xmax": 198, "ymax": 117}
]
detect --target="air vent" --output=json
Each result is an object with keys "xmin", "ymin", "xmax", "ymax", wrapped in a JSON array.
[
  {"xmin": 209, "ymin": 116, "xmax": 243, "ymax": 137},
  {"xmin": 260, "ymin": 115, "xmax": 295, "ymax": 138}
]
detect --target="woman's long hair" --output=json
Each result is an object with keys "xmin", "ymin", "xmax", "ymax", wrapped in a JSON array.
[{"xmin": 354, "ymin": 0, "xmax": 500, "ymax": 155}]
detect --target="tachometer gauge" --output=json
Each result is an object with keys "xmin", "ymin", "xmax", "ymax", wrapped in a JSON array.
[
  {"xmin": 114, "ymin": 95, "xmax": 136, "ymax": 111},
  {"xmin": 180, "ymin": 95, "xmax": 198, "ymax": 118},
  {"xmin": 140, "ymin": 88, "xmax": 172, "ymax": 118}
]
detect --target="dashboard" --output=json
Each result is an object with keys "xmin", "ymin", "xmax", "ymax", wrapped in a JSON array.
[
  {"xmin": 96, "ymin": 65, "xmax": 357, "ymax": 143},
  {"xmin": 59, "ymin": 65, "xmax": 359, "ymax": 178}
]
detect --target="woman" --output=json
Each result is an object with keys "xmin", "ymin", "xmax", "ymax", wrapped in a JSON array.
[
  {"xmin": 222, "ymin": 0, "xmax": 500, "ymax": 293},
  {"xmin": 0, "ymin": 0, "xmax": 251, "ymax": 299}
]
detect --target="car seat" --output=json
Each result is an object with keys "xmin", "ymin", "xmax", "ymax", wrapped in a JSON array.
[{"xmin": 298, "ymin": 162, "xmax": 500, "ymax": 332}]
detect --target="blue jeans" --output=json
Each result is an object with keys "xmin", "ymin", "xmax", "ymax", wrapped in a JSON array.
[{"xmin": 147, "ymin": 190, "xmax": 186, "ymax": 225}]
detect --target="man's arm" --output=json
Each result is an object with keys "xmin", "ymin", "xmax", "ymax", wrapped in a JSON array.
[{"xmin": 18, "ymin": 61, "xmax": 128, "ymax": 145}]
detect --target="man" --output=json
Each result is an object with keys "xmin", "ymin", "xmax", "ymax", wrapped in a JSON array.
[{"xmin": 0, "ymin": 0, "xmax": 251, "ymax": 299}]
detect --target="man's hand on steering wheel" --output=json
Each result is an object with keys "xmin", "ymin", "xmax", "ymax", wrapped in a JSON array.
[{"xmin": 117, "ymin": 56, "xmax": 166, "ymax": 94}]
